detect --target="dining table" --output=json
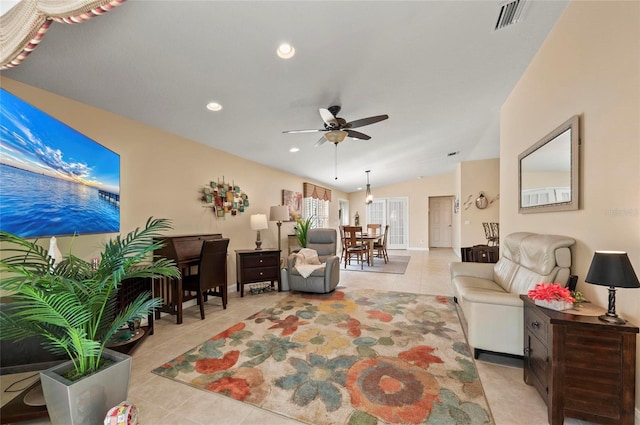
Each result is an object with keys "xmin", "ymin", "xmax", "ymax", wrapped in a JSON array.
[{"xmin": 358, "ymin": 233, "xmax": 383, "ymax": 266}]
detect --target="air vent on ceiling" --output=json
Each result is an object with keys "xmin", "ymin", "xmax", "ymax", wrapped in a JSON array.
[{"xmin": 495, "ymin": 0, "xmax": 527, "ymax": 30}]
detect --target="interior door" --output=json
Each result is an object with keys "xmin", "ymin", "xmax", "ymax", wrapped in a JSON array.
[{"xmin": 429, "ymin": 196, "xmax": 453, "ymax": 248}]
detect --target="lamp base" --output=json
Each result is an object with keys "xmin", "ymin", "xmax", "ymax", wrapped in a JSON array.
[
  {"xmin": 598, "ymin": 313, "xmax": 626, "ymax": 324},
  {"xmin": 598, "ymin": 286, "xmax": 626, "ymax": 324},
  {"xmin": 255, "ymin": 230, "xmax": 263, "ymax": 250}
]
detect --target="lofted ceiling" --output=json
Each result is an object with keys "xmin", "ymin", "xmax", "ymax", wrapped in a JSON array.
[{"xmin": 1, "ymin": 0, "xmax": 569, "ymax": 193}]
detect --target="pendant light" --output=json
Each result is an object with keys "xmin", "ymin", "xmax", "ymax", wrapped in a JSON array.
[{"xmin": 365, "ymin": 170, "xmax": 373, "ymax": 204}]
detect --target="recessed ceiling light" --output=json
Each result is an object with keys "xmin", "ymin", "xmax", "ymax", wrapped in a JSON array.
[
  {"xmin": 206, "ymin": 102, "xmax": 222, "ymax": 111},
  {"xmin": 289, "ymin": 147, "xmax": 299, "ymax": 153},
  {"xmin": 277, "ymin": 43, "xmax": 295, "ymax": 59}
]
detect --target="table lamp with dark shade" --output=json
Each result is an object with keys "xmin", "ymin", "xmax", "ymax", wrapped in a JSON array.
[{"xmin": 585, "ymin": 251, "xmax": 639, "ymax": 324}]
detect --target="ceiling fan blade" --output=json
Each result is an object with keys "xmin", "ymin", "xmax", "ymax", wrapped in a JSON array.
[
  {"xmin": 346, "ymin": 130, "xmax": 371, "ymax": 140},
  {"xmin": 345, "ymin": 114, "xmax": 389, "ymax": 129},
  {"xmin": 282, "ymin": 129, "xmax": 325, "ymax": 134},
  {"xmin": 314, "ymin": 135, "xmax": 327, "ymax": 147},
  {"xmin": 319, "ymin": 108, "xmax": 338, "ymax": 126}
]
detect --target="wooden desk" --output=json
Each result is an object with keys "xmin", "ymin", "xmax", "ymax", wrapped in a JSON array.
[
  {"xmin": 235, "ymin": 249, "xmax": 281, "ymax": 297},
  {"xmin": 521, "ymin": 296, "xmax": 638, "ymax": 425},
  {"xmin": 154, "ymin": 233, "xmax": 222, "ymax": 324}
]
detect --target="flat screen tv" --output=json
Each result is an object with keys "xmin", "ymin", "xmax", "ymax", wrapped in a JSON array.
[{"xmin": 0, "ymin": 89, "xmax": 120, "ymax": 238}]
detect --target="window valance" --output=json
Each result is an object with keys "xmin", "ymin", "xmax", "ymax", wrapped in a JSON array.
[
  {"xmin": 303, "ymin": 183, "xmax": 332, "ymax": 202},
  {"xmin": 1, "ymin": 0, "xmax": 126, "ymax": 70}
]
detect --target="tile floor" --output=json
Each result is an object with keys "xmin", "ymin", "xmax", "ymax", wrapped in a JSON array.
[{"xmin": 8, "ymin": 249, "xmax": 598, "ymax": 425}]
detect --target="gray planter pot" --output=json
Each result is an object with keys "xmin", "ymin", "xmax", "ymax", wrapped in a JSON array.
[{"xmin": 39, "ymin": 348, "xmax": 132, "ymax": 425}]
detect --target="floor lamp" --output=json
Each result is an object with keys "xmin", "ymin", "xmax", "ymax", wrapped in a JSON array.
[{"xmin": 269, "ymin": 205, "xmax": 289, "ymax": 253}]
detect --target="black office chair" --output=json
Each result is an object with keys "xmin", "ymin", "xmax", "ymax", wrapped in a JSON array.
[{"xmin": 182, "ymin": 238, "xmax": 229, "ymax": 320}]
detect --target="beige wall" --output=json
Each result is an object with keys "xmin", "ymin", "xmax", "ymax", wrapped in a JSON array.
[
  {"xmin": 501, "ymin": 0, "xmax": 640, "ymax": 412},
  {"xmin": 459, "ymin": 159, "xmax": 500, "ymax": 248},
  {"xmin": 350, "ymin": 173, "xmax": 455, "ymax": 250},
  {"xmin": 0, "ymin": 77, "xmax": 348, "ymax": 288}
]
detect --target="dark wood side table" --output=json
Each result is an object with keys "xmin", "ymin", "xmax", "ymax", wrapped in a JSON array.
[
  {"xmin": 235, "ymin": 249, "xmax": 281, "ymax": 297},
  {"xmin": 521, "ymin": 295, "xmax": 638, "ymax": 425}
]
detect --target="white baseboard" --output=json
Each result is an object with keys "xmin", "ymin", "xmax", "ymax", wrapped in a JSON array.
[{"xmin": 407, "ymin": 247, "xmax": 428, "ymax": 251}]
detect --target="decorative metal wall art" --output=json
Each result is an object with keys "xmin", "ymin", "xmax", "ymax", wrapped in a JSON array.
[{"xmin": 202, "ymin": 176, "xmax": 249, "ymax": 218}]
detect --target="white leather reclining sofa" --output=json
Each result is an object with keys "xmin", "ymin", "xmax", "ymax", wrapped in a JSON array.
[{"xmin": 450, "ymin": 232, "xmax": 575, "ymax": 358}]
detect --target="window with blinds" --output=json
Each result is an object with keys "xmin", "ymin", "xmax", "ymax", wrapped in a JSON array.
[{"xmin": 303, "ymin": 183, "xmax": 331, "ymax": 228}]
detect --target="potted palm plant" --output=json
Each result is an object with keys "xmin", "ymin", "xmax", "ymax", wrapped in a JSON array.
[{"xmin": 0, "ymin": 217, "xmax": 180, "ymax": 425}]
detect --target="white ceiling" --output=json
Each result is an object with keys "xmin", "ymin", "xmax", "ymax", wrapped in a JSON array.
[{"xmin": 1, "ymin": 0, "xmax": 569, "ymax": 193}]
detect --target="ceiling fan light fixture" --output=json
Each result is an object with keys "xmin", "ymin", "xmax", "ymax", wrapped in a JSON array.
[
  {"xmin": 277, "ymin": 43, "xmax": 295, "ymax": 59},
  {"xmin": 365, "ymin": 170, "xmax": 373, "ymax": 204},
  {"xmin": 324, "ymin": 130, "xmax": 348, "ymax": 143}
]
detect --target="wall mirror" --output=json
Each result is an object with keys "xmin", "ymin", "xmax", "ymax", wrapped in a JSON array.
[{"xmin": 518, "ymin": 115, "xmax": 580, "ymax": 213}]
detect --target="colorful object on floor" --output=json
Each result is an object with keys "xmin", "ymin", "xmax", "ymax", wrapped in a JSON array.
[
  {"xmin": 103, "ymin": 401, "xmax": 138, "ymax": 425},
  {"xmin": 153, "ymin": 289, "xmax": 493, "ymax": 425}
]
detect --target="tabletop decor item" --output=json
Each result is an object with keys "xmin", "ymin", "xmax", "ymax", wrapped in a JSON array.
[
  {"xmin": 0, "ymin": 217, "xmax": 180, "ymax": 424},
  {"xmin": 527, "ymin": 282, "xmax": 575, "ymax": 311}
]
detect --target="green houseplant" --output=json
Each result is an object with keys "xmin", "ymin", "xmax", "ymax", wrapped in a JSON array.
[
  {"xmin": 0, "ymin": 217, "xmax": 180, "ymax": 423},
  {"xmin": 293, "ymin": 215, "xmax": 315, "ymax": 248}
]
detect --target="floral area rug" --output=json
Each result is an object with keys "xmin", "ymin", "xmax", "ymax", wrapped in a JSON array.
[{"xmin": 152, "ymin": 289, "xmax": 493, "ymax": 425}]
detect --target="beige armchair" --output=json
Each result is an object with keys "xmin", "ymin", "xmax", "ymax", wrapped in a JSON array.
[{"xmin": 287, "ymin": 229, "xmax": 340, "ymax": 293}]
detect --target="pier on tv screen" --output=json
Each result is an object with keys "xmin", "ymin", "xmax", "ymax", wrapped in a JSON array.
[{"xmin": 0, "ymin": 89, "xmax": 120, "ymax": 238}]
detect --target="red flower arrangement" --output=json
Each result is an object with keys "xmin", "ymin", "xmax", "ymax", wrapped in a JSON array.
[{"xmin": 527, "ymin": 283, "xmax": 575, "ymax": 303}]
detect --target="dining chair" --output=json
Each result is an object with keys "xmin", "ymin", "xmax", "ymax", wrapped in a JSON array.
[
  {"xmin": 342, "ymin": 226, "xmax": 367, "ymax": 269},
  {"xmin": 338, "ymin": 225, "xmax": 347, "ymax": 260},
  {"xmin": 483, "ymin": 222, "xmax": 499, "ymax": 246},
  {"xmin": 366, "ymin": 224, "xmax": 381, "ymax": 237},
  {"xmin": 182, "ymin": 238, "xmax": 230, "ymax": 320},
  {"xmin": 374, "ymin": 224, "xmax": 390, "ymax": 263}
]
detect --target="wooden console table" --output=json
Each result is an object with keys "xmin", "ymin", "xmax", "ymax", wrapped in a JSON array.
[
  {"xmin": 521, "ymin": 295, "xmax": 638, "ymax": 425},
  {"xmin": 235, "ymin": 249, "xmax": 280, "ymax": 297}
]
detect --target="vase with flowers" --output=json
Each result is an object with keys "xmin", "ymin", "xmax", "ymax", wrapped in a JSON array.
[{"xmin": 527, "ymin": 283, "xmax": 576, "ymax": 311}]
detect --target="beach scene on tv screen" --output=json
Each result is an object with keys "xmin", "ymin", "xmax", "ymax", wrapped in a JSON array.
[{"xmin": 0, "ymin": 89, "xmax": 120, "ymax": 238}]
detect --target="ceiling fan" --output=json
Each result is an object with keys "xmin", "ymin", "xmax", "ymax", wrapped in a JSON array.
[{"xmin": 282, "ymin": 105, "xmax": 389, "ymax": 147}]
